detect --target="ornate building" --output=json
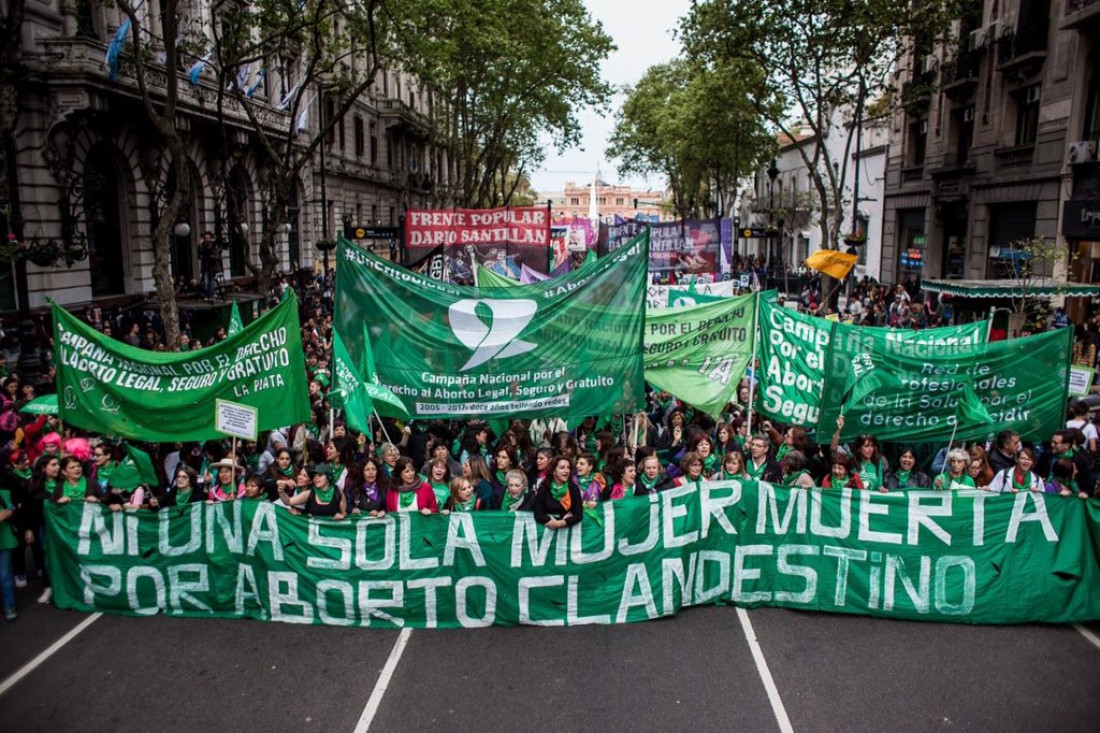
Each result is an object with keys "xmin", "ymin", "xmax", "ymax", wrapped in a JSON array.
[
  {"xmin": 881, "ymin": 0, "xmax": 1099, "ymax": 302},
  {"xmin": 1, "ymin": 1, "xmax": 448, "ymax": 313}
]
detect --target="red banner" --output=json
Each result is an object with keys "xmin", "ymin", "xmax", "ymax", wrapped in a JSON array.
[{"xmin": 405, "ymin": 207, "xmax": 550, "ymax": 248}]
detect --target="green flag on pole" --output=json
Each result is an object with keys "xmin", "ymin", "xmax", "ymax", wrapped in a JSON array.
[
  {"xmin": 108, "ymin": 443, "xmax": 161, "ymax": 490},
  {"xmin": 474, "ymin": 262, "xmax": 518, "ymax": 288},
  {"xmin": 228, "ymin": 300, "xmax": 243, "ymax": 336},
  {"xmin": 359, "ymin": 323, "xmax": 408, "ymax": 418},
  {"xmin": 330, "ymin": 328, "xmax": 373, "ymax": 433}
]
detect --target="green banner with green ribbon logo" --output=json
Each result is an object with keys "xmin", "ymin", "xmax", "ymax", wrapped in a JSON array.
[
  {"xmin": 53, "ymin": 293, "xmax": 311, "ymax": 441},
  {"xmin": 756, "ymin": 297, "xmax": 990, "ymax": 431},
  {"xmin": 334, "ymin": 233, "xmax": 649, "ymax": 420},
  {"xmin": 45, "ymin": 482, "xmax": 1100, "ymax": 627},
  {"xmin": 820, "ymin": 324, "xmax": 1071, "ymax": 443},
  {"xmin": 645, "ymin": 294, "xmax": 756, "ymax": 416}
]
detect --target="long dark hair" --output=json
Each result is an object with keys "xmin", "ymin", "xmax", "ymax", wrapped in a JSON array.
[{"xmin": 347, "ymin": 456, "xmax": 390, "ymax": 503}]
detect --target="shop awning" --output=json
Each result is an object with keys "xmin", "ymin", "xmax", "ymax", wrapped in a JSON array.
[{"xmin": 922, "ymin": 278, "xmax": 1100, "ymax": 299}]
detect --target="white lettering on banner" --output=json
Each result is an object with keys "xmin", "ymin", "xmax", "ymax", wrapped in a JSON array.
[
  {"xmin": 568, "ymin": 575, "xmax": 611, "ymax": 625},
  {"xmin": 408, "ymin": 578, "xmax": 452, "ymax": 628},
  {"xmin": 269, "ymin": 571, "xmax": 314, "ymax": 623},
  {"xmin": 456, "ymin": 577, "xmax": 497, "ymax": 627},
  {"xmin": 518, "ymin": 576, "xmax": 566, "ymax": 626},
  {"xmin": 661, "ymin": 555, "xmax": 698, "ymax": 615},
  {"xmin": 235, "ymin": 563, "xmax": 265, "ymax": 618},
  {"xmin": 619, "ymin": 494, "xmax": 661, "ymax": 556},
  {"xmin": 732, "ymin": 545, "xmax": 773, "ymax": 602},
  {"xmin": 169, "ymin": 564, "xmax": 211, "ymax": 613},
  {"xmin": 444, "ymin": 514, "xmax": 486, "ymax": 567},
  {"xmin": 775, "ymin": 545, "xmax": 818, "ymax": 604},
  {"xmin": 616, "ymin": 564, "xmax": 658, "ymax": 622},
  {"xmin": 360, "ymin": 580, "xmax": 405, "ymax": 626},
  {"xmin": 316, "ymin": 579, "xmax": 355, "ymax": 626},
  {"xmin": 127, "ymin": 566, "xmax": 166, "ymax": 616},
  {"xmin": 416, "ymin": 394, "xmax": 571, "ymax": 416},
  {"xmin": 694, "ymin": 550, "xmax": 731, "ymax": 604}
]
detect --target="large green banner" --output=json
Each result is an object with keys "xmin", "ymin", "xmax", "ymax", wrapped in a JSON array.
[
  {"xmin": 53, "ymin": 294, "xmax": 311, "ymax": 441},
  {"xmin": 46, "ymin": 482, "xmax": 1100, "ymax": 627},
  {"xmin": 821, "ymin": 324, "xmax": 1072, "ymax": 442},
  {"xmin": 475, "ymin": 266, "xmax": 755, "ymax": 415},
  {"xmin": 756, "ymin": 297, "xmax": 989, "ymax": 431},
  {"xmin": 645, "ymin": 294, "xmax": 756, "ymax": 416},
  {"xmin": 334, "ymin": 233, "xmax": 649, "ymax": 420}
]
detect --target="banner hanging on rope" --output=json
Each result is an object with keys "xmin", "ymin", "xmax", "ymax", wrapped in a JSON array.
[
  {"xmin": 45, "ymin": 482, "xmax": 1100, "ymax": 628},
  {"xmin": 53, "ymin": 294, "xmax": 311, "ymax": 441}
]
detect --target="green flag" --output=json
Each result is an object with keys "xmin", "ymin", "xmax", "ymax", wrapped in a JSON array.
[
  {"xmin": 840, "ymin": 352, "xmax": 904, "ymax": 414},
  {"xmin": 644, "ymin": 294, "xmax": 756, "ymax": 416},
  {"xmin": 359, "ymin": 323, "xmax": 408, "ymax": 418},
  {"xmin": 335, "ymin": 232, "xmax": 649, "ymax": 420},
  {"xmin": 228, "ymin": 300, "xmax": 243, "ymax": 336},
  {"xmin": 824, "ymin": 326, "xmax": 1068, "ymax": 442},
  {"xmin": 330, "ymin": 328, "xmax": 373, "ymax": 433},
  {"xmin": 108, "ymin": 443, "xmax": 160, "ymax": 490},
  {"xmin": 475, "ymin": 262, "xmax": 518, "ymax": 288},
  {"xmin": 583, "ymin": 249, "xmax": 596, "ymax": 265},
  {"xmin": 53, "ymin": 293, "xmax": 311, "ymax": 441}
]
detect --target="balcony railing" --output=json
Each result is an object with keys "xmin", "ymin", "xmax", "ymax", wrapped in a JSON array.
[
  {"xmin": 996, "ymin": 26, "xmax": 1049, "ymax": 77},
  {"xmin": 941, "ymin": 48, "xmax": 983, "ymax": 101}
]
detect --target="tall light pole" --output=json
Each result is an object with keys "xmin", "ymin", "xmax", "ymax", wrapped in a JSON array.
[{"xmin": 767, "ymin": 158, "xmax": 779, "ymax": 284}]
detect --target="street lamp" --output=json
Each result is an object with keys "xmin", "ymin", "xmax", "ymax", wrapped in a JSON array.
[{"xmin": 766, "ymin": 159, "xmax": 779, "ymax": 280}]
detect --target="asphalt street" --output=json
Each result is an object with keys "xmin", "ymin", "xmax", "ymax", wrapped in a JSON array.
[{"xmin": 1, "ymin": 580, "xmax": 1098, "ymax": 733}]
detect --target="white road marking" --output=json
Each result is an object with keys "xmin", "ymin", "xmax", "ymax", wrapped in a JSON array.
[
  {"xmin": 352, "ymin": 628, "xmax": 412, "ymax": 732},
  {"xmin": 737, "ymin": 608, "xmax": 794, "ymax": 733},
  {"xmin": 0, "ymin": 612, "xmax": 102, "ymax": 697},
  {"xmin": 1073, "ymin": 623, "xmax": 1100, "ymax": 652}
]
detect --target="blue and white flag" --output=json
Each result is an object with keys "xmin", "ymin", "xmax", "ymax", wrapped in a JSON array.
[
  {"xmin": 188, "ymin": 51, "xmax": 212, "ymax": 86},
  {"xmin": 245, "ymin": 68, "xmax": 267, "ymax": 98},
  {"xmin": 277, "ymin": 79, "xmax": 304, "ymax": 111},
  {"xmin": 104, "ymin": 19, "xmax": 132, "ymax": 81},
  {"xmin": 294, "ymin": 95, "xmax": 315, "ymax": 135}
]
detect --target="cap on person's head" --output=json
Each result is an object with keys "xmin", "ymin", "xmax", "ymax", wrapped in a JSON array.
[{"xmin": 309, "ymin": 463, "xmax": 335, "ymax": 479}]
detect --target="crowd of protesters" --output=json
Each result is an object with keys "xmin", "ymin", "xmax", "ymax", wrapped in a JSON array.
[{"xmin": 0, "ymin": 268, "xmax": 1097, "ymax": 624}]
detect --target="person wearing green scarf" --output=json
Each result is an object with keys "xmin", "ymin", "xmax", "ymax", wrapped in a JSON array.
[
  {"xmin": 443, "ymin": 477, "xmax": 481, "ymax": 513},
  {"xmin": 672, "ymin": 452, "xmax": 706, "ymax": 489},
  {"xmin": 265, "ymin": 448, "xmax": 298, "ymax": 502},
  {"xmin": 636, "ymin": 454, "xmax": 665, "ymax": 495},
  {"xmin": 424, "ymin": 458, "xmax": 452, "ymax": 509},
  {"xmin": 384, "ymin": 458, "xmax": 439, "ymax": 514},
  {"xmin": 986, "ymin": 448, "xmax": 1043, "ymax": 493},
  {"xmin": 496, "ymin": 469, "xmax": 532, "ymax": 511},
  {"xmin": 491, "ymin": 447, "xmax": 518, "ymax": 499},
  {"xmin": 279, "ymin": 464, "xmax": 346, "ymax": 519},
  {"xmin": 159, "ymin": 465, "xmax": 201, "ymax": 509},
  {"xmin": 575, "ymin": 454, "xmax": 607, "ymax": 505},
  {"xmin": 779, "ymin": 451, "xmax": 815, "ymax": 489},
  {"xmin": 710, "ymin": 451, "xmax": 746, "ymax": 481},
  {"xmin": 534, "ymin": 456, "xmax": 581, "ymax": 529},
  {"xmin": 883, "ymin": 447, "xmax": 931, "ymax": 491},
  {"xmin": 934, "ymin": 449, "xmax": 976, "ymax": 491},
  {"xmin": 52, "ymin": 457, "xmax": 96, "ymax": 505}
]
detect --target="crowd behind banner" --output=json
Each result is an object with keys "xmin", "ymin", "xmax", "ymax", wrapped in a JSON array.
[{"xmin": 0, "ymin": 247, "xmax": 1097, "ymax": 627}]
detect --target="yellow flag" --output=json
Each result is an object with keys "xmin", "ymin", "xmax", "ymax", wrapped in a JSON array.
[{"xmin": 805, "ymin": 249, "xmax": 859, "ymax": 279}]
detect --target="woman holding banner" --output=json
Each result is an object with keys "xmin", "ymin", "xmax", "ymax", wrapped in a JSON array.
[
  {"xmin": 882, "ymin": 447, "xmax": 931, "ymax": 491},
  {"xmin": 207, "ymin": 460, "xmax": 244, "ymax": 502},
  {"xmin": 779, "ymin": 451, "xmax": 815, "ymax": 489},
  {"xmin": 264, "ymin": 449, "xmax": 298, "ymax": 501},
  {"xmin": 279, "ymin": 464, "xmax": 347, "ymax": 518},
  {"xmin": 422, "ymin": 458, "xmax": 452, "ymax": 508},
  {"xmin": 934, "ymin": 450, "xmax": 976, "ymax": 491},
  {"xmin": 533, "ymin": 456, "xmax": 582, "ymax": 529},
  {"xmin": 832, "ymin": 419, "xmax": 889, "ymax": 492},
  {"xmin": 346, "ymin": 457, "xmax": 388, "ymax": 517},
  {"xmin": 497, "ymin": 470, "xmax": 533, "ymax": 511},
  {"xmin": 156, "ymin": 466, "xmax": 204, "ymax": 508},
  {"xmin": 385, "ymin": 458, "xmax": 438, "ymax": 514},
  {"xmin": 50, "ymin": 457, "xmax": 97, "ymax": 504},
  {"xmin": 711, "ymin": 451, "xmax": 747, "ymax": 482},
  {"xmin": 608, "ymin": 460, "xmax": 638, "ymax": 500},
  {"xmin": 984, "ymin": 448, "xmax": 1043, "ymax": 493},
  {"xmin": 670, "ymin": 452, "xmax": 707, "ymax": 489},
  {"xmin": 575, "ymin": 454, "xmax": 606, "ymax": 505}
]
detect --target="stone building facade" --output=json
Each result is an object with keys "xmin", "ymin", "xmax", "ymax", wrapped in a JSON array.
[
  {"xmin": 2, "ymin": 0, "xmax": 447, "ymax": 313},
  {"xmin": 543, "ymin": 178, "xmax": 666, "ymax": 222},
  {"xmin": 881, "ymin": 0, "xmax": 1099, "ymax": 295}
]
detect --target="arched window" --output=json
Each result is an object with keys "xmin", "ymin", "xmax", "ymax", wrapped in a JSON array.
[{"xmin": 83, "ymin": 145, "xmax": 128, "ymax": 296}]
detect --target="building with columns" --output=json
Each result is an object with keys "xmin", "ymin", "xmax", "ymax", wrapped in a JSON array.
[
  {"xmin": 543, "ymin": 177, "xmax": 667, "ymax": 222},
  {"xmin": 2, "ymin": 0, "xmax": 448, "ymax": 314}
]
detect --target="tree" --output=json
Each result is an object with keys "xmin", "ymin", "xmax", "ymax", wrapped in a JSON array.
[
  {"xmin": 115, "ymin": 0, "xmax": 189, "ymax": 348},
  {"xmin": 1003, "ymin": 236, "xmax": 1075, "ymax": 329},
  {"xmin": 208, "ymin": 0, "xmax": 391, "ymax": 297},
  {"xmin": 397, "ymin": 0, "xmax": 615, "ymax": 208},
  {"xmin": 680, "ymin": 0, "xmax": 962, "ymax": 295},
  {"xmin": 608, "ymin": 59, "xmax": 774, "ymax": 221}
]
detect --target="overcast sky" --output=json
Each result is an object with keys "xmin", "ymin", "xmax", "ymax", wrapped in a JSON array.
[{"xmin": 528, "ymin": 0, "xmax": 690, "ymax": 197}]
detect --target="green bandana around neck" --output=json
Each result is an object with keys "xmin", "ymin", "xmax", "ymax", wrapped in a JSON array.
[
  {"xmin": 550, "ymin": 481, "xmax": 568, "ymax": 502},
  {"xmin": 398, "ymin": 490, "xmax": 417, "ymax": 509},
  {"xmin": 312, "ymin": 484, "xmax": 336, "ymax": 504},
  {"xmin": 63, "ymin": 476, "xmax": 88, "ymax": 500}
]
